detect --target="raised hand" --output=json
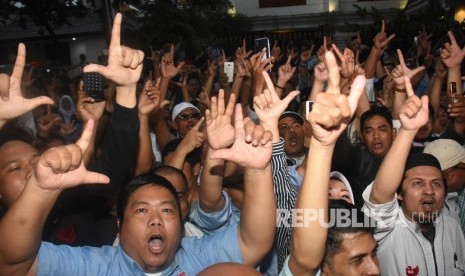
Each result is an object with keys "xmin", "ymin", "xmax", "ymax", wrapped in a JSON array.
[
  {"xmin": 33, "ymin": 120, "xmax": 110, "ymax": 191},
  {"xmin": 236, "ymin": 39, "xmax": 253, "ymax": 60},
  {"xmin": 398, "ymin": 76, "xmax": 429, "ymax": 131},
  {"xmin": 180, "ymin": 117, "xmax": 205, "ymax": 152},
  {"xmin": 440, "ymin": 31, "xmax": 465, "ymax": 69},
  {"xmin": 253, "ymin": 71, "xmax": 299, "ymax": 125},
  {"xmin": 0, "ymin": 43, "xmax": 54, "ymax": 125},
  {"xmin": 138, "ymin": 78, "xmax": 169, "ymax": 116},
  {"xmin": 278, "ymin": 55, "xmax": 296, "ymax": 83},
  {"xmin": 317, "ymin": 36, "xmax": 329, "ymax": 63},
  {"xmin": 205, "ymin": 90, "xmax": 236, "ymax": 149},
  {"xmin": 373, "ymin": 20, "xmax": 395, "ymax": 51},
  {"xmin": 271, "ymin": 40, "xmax": 281, "ymax": 62},
  {"xmin": 209, "ymin": 104, "xmax": 273, "ymax": 169},
  {"xmin": 197, "ymin": 89, "xmax": 212, "ymax": 110},
  {"xmin": 76, "ymin": 81, "xmax": 106, "ymax": 123},
  {"xmin": 309, "ymin": 51, "xmax": 365, "ymax": 146},
  {"xmin": 332, "ymin": 44, "xmax": 355, "ymax": 78},
  {"xmin": 58, "ymin": 120, "xmax": 77, "ymax": 136},
  {"xmin": 391, "ymin": 49, "xmax": 425, "ymax": 89},
  {"xmin": 83, "ymin": 14, "xmax": 144, "ymax": 87},
  {"xmin": 340, "ymin": 65, "xmax": 365, "ymax": 95},
  {"xmin": 37, "ymin": 110, "xmax": 62, "ymax": 138}
]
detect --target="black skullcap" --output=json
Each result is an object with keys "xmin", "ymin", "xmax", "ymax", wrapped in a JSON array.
[{"xmin": 405, "ymin": 153, "xmax": 441, "ymax": 173}]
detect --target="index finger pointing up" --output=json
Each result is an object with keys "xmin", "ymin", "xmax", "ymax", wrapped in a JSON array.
[
  {"xmin": 381, "ymin": 19, "xmax": 385, "ymax": 33},
  {"xmin": 11, "ymin": 43, "xmax": 26, "ymax": 81},
  {"xmin": 109, "ymin": 13, "xmax": 122, "ymax": 49},
  {"xmin": 325, "ymin": 51, "xmax": 340, "ymax": 94}
]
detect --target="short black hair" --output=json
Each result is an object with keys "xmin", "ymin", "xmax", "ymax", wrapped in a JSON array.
[
  {"xmin": 323, "ymin": 199, "xmax": 375, "ymax": 266},
  {"xmin": 0, "ymin": 125, "xmax": 36, "ymax": 148},
  {"xmin": 153, "ymin": 165, "xmax": 188, "ymax": 191},
  {"xmin": 360, "ymin": 106, "xmax": 393, "ymax": 131},
  {"xmin": 116, "ymin": 173, "xmax": 181, "ymax": 226}
]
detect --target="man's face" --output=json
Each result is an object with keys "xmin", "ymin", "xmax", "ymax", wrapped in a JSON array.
[
  {"xmin": 120, "ymin": 185, "xmax": 182, "ymax": 273},
  {"xmin": 278, "ymin": 117, "xmax": 305, "ymax": 158},
  {"xmin": 399, "ymin": 166, "xmax": 445, "ymax": 224},
  {"xmin": 361, "ymin": 115, "xmax": 394, "ymax": 158},
  {"xmin": 328, "ymin": 179, "xmax": 353, "ymax": 204},
  {"xmin": 159, "ymin": 173, "xmax": 190, "ymax": 222},
  {"xmin": 323, "ymin": 233, "xmax": 380, "ymax": 276},
  {"xmin": 187, "ymin": 78, "xmax": 201, "ymax": 98},
  {"xmin": 443, "ymin": 162, "xmax": 465, "ymax": 193},
  {"xmin": 0, "ymin": 141, "xmax": 39, "ymax": 207},
  {"xmin": 173, "ymin": 108, "xmax": 200, "ymax": 137}
]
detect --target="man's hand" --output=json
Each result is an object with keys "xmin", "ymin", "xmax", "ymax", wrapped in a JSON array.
[
  {"xmin": 314, "ymin": 62, "xmax": 329, "ymax": 83},
  {"xmin": 332, "ymin": 45, "xmax": 355, "ymax": 79},
  {"xmin": 253, "ymin": 71, "xmax": 299, "ymax": 126},
  {"xmin": 390, "ymin": 49, "xmax": 425, "ymax": 90},
  {"xmin": 138, "ymin": 78, "xmax": 170, "ymax": 116},
  {"xmin": 448, "ymin": 96, "xmax": 465, "ymax": 123},
  {"xmin": 373, "ymin": 20, "xmax": 395, "ymax": 51},
  {"xmin": 83, "ymin": 13, "xmax": 144, "ymax": 87},
  {"xmin": 278, "ymin": 55, "xmax": 296, "ymax": 84},
  {"xmin": 0, "ymin": 43, "xmax": 53, "ymax": 125},
  {"xmin": 76, "ymin": 81, "xmax": 106, "ymax": 123},
  {"xmin": 398, "ymin": 76, "xmax": 429, "ymax": 131},
  {"xmin": 210, "ymin": 104, "xmax": 273, "ymax": 169},
  {"xmin": 440, "ymin": 31, "xmax": 465, "ymax": 69},
  {"xmin": 179, "ymin": 117, "xmax": 205, "ymax": 153},
  {"xmin": 33, "ymin": 120, "xmax": 110, "ymax": 191},
  {"xmin": 206, "ymin": 90, "xmax": 236, "ymax": 149},
  {"xmin": 309, "ymin": 51, "xmax": 365, "ymax": 147}
]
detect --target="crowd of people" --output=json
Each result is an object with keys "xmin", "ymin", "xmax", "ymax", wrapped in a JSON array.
[{"xmin": 0, "ymin": 12, "xmax": 464, "ymax": 275}]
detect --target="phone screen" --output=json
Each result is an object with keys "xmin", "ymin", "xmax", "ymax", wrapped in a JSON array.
[
  {"xmin": 254, "ymin": 37, "xmax": 271, "ymax": 61},
  {"xmin": 224, "ymin": 62, "xmax": 234, "ymax": 82}
]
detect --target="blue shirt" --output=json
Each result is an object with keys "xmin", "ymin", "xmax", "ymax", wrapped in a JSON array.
[{"xmin": 38, "ymin": 220, "xmax": 243, "ymax": 276}]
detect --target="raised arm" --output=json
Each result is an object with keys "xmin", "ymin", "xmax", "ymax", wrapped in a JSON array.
[
  {"xmin": 370, "ymin": 77, "xmax": 429, "ymax": 204},
  {"xmin": 135, "ymin": 78, "xmax": 170, "ymax": 176},
  {"xmin": 202, "ymin": 91, "xmax": 236, "ymax": 212},
  {"xmin": 0, "ymin": 43, "xmax": 54, "ymax": 129},
  {"xmin": 209, "ymin": 104, "xmax": 274, "ymax": 266},
  {"xmin": 0, "ymin": 121, "xmax": 109, "ymax": 276},
  {"xmin": 288, "ymin": 50, "xmax": 365, "ymax": 275},
  {"xmin": 364, "ymin": 20, "xmax": 395, "ymax": 79}
]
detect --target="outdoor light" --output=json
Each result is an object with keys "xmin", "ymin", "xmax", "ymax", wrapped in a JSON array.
[{"xmin": 72, "ymin": 37, "xmax": 76, "ymax": 41}]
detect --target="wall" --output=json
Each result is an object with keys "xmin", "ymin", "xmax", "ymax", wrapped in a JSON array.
[{"xmin": 69, "ymin": 36, "xmax": 107, "ymax": 65}]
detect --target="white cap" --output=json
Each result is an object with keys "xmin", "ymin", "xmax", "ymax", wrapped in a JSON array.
[
  {"xmin": 329, "ymin": 171, "xmax": 355, "ymax": 204},
  {"xmin": 171, "ymin": 102, "xmax": 200, "ymax": 121},
  {"xmin": 423, "ymin": 139, "xmax": 465, "ymax": 171}
]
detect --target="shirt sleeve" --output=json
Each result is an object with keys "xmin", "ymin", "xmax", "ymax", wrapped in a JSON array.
[
  {"xmin": 188, "ymin": 191, "xmax": 235, "ymax": 234},
  {"xmin": 177, "ymin": 223, "xmax": 243, "ymax": 275},
  {"xmin": 361, "ymin": 183, "xmax": 400, "ymax": 245},
  {"xmin": 272, "ymin": 138, "xmax": 297, "ymax": 270}
]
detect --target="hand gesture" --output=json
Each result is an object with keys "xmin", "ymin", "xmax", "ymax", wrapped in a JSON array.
[
  {"xmin": 0, "ymin": 43, "xmax": 53, "ymax": 123},
  {"xmin": 205, "ymin": 90, "xmax": 236, "ymax": 149},
  {"xmin": 317, "ymin": 36, "xmax": 330, "ymax": 63},
  {"xmin": 197, "ymin": 89, "xmax": 212, "ymax": 110},
  {"xmin": 236, "ymin": 39, "xmax": 253, "ymax": 60},
  {"xmin": 271, "ymin": 40, "xmax": 281, "ymax": 62},
  {"xmin": 332, "ymin": 44, "xmax": 355, "ymax": 78},
  {"xmin": 180, "ymin": 117, "xmax": 205, "ymax": 152},
  {"xmin": 207, "ymin": 60, "xmax": 219, "ymax": 77},
  {"xmin": 253, "ymin": 71, "xmax": 299, "ymax": 125},
  {"xmin": 398, "ymin": 76, "xmax": 429, "ymax": 131},
  {"xmin": 160, "ymin": 44, "xmax": 185, "ymax": 79},
  {"xmin": 250, "ymin": 49, "xmax": 274, "ymax": 91},
  {"xmin": 33, "ymin": 120, "xmax": 110, "ymax": 191},
  {"xmin": 76, "ymin": 81, "xmax": 106, "ymax": 123},
  {"xmin": 83, "ymin": 14, "xmax": 144, "ymax": 87},
  {"xmin": 372, "ymin": 20, "xmax": 395, "ymax": 51},
  {"xmin": 236, "ymin": 56, "xmax": 252, "ymax": 78},
  {"xmin": 390, "ymin": 49, "xmax": 425, "ymax": 89},
  {"xmin": 440, "ymin": 31, "xmax": 465, "ymax": 69},
  {"xmin": 138, "ymin": 78, "xmax": 170, "ymax": 116},
  {"xmin": 314, "ymin": 62, "xmax": 329, "ymax": 83},
  {"xmin": 209, "ymin": 104, "xmax": 273, "ymax": 169},
  {"xmin": 278, "ymin": 55, "xmax": 296, "ymax": 83},
  {"xmin": 308, "ymin": 51, "xmax": 365, "ymax": 146},
  {"xmin": 340, "ymin": 65, "xmax": 365, "ymax": 95},
  {"xmin": 37, "ymin": 112, "xmax": 62, "ymax": 134}
]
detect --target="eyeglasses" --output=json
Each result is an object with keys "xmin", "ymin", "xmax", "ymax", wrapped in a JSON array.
[{"xmin": 177, "ymin": 113, "xmax": 200, "ymax": 121}]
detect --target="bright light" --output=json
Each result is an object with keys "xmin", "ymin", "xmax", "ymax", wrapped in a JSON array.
[
  {"xmin": 228, "ymin": 6, "xmax": 236, "ymax": 17},
  {"xmin": 72, "ymin": 37, "xmax": 76, "ymax": 41},
  {"xmin": 455, "ymin": 6, "xmax": 465, "ymax": 23}
]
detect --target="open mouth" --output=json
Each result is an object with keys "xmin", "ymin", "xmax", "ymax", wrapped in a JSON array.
[
  {"xmin": 372, "ymin": 141, "xmax": 383, "ymax": 150},
  {"xmin": 148, "ymin": 234, "xmax": 165, "ymax": 254},
  {"xmin": 289, "ymin": 136, "xmax": 298, "ymax": 146},
  {"xmin": 421, "ymin": 200, "xmax": 434, "ymax": 211}
]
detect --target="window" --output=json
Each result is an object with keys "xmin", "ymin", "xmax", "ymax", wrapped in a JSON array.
[{"xmin": 259, "ymin": 0, "xmax": 305, "ymax": 8}]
